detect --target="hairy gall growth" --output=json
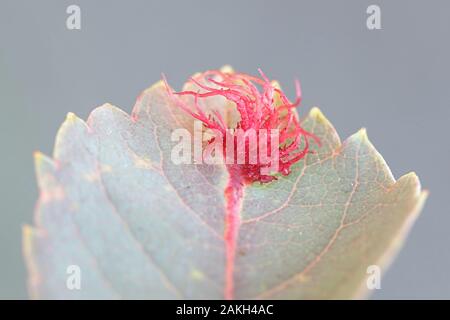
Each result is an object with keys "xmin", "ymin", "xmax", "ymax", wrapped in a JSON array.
[{"xmin": 165, "ymin": 69, "xmax": 320, "ymax": 184}]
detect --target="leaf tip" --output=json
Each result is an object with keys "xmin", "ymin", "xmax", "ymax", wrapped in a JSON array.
[
  {"xmin": 62, "ymin": 111, "xmax": 88, "ymax": 130},
  {"xmin": 397, "ymin": 171, "xmax": 428, "ymax": 199},
  {"xmin": 419, "ymin": 189, "xmax": 429, "ymax": 204},
  {"xmin": 33, "ymin": 150, "xmax": 44, "ymax": 165},
  {"xmin": 402, "ymin": 171, "xmax": 419, "ymax": 180},
  {"xmin": 65, "ymin": 112, "xmax": 79, "ymax": 122},
  {"xmin": 271, "ymin": 80, "xmax": 281, "ymax": 90},
  {"xmin": 355, "ymin": 127, "xmax": 368, "ymax": 141},
  {"xmin": 151, "ymin": 79, "xmax": 166, "ymax": 89},
  {"xmin": 33, "ymin": 151, "xmax": 55, "ymax": 173},
  {"xmin": 220, "ymin": 65, "xmax": 234, "ymax": 73},
  {"xmin": 309, "ymin": 107, "xmax": 330, "ymax": 126},
  {"xmin": 309, "ymin": 106, "xmax": 322, "ymax": 117},
  {"xmin": 33, "ymin": 151, "xmax": 46, "ymax": 173}
]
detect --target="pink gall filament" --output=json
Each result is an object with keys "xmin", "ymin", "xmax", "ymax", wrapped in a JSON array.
[{"xmin": 165, "ymin": 69, "xmax": 320, "ymax": 184}]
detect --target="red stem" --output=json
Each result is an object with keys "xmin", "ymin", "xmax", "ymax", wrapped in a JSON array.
[{"xmin": 223, "ymin": 167, "xmax": 245, "ymax": 300}]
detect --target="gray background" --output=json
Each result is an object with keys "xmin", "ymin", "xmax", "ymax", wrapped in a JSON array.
[{"xmin": 0, "ymin": 0, "xmax": 449, "ymax": 299}]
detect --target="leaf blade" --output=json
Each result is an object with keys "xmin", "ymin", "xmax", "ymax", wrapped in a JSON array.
[{"xmin": 24, "ymin": 82, "xmax": 427, "ymax": 299}]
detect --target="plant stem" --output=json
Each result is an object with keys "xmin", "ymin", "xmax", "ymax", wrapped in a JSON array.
[{"xmin": 223, "ymin": 166, "xmax": 245, "ymax": 300}]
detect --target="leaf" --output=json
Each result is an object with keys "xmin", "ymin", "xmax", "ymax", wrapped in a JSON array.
[{"xmin": 23, "ymin": 79, "xmax": 427, "ymax": 299}]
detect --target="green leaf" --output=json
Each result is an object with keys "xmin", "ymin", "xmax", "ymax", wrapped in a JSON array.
[{"xmin": 24, "ymin": 81, "xmax": 427, "ymax": 299}]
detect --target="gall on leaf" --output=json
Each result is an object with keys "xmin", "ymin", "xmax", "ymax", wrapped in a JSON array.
[
  {"xmin": 163, "ymin": 68, "xmax": 321, "ymax": 184},
  {"xmin": 164, "ymin": 69, "xmax": 323, "ymax": 299}
]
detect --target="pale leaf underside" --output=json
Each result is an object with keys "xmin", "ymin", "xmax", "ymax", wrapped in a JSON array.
[{"xmin": 23, "ymin": 80, "xmax": 427, "ymax": 299}]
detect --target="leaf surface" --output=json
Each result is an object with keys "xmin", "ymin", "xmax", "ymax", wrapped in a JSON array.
[{"xmin": 24, "ymin": 81, "xmax": 427, "ymax": 299}]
